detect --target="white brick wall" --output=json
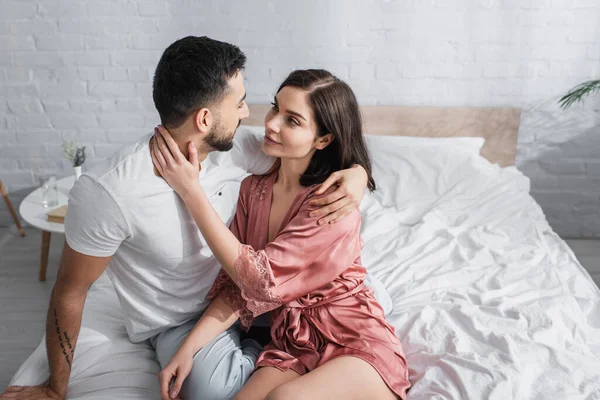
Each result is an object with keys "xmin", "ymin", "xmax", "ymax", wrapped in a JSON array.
[{"xmin": 1, "ymin": 0, "xmax": 599, "ymax": 237}]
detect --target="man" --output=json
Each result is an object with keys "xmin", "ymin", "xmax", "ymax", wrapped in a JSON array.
[{"xmin": 1, "ymin": 36, "xmax": 368, "ymax": 400}]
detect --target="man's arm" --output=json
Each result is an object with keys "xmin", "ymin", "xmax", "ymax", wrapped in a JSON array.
[
  {"xmin": 1, "ymin": 243, "xmax": 110, "ymax": 400},
  {"xmin": 45, "ymin": 243, "xmax": 111, "ymax": 399}
]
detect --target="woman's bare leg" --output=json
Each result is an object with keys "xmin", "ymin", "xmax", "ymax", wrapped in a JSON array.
[
  {"xmin": 234, "ymin": 366, "xmax": 300, "ymax": 400},
  {"xmin": 265, "ymin": 356, "xmax": 399, "ymax": 400}
]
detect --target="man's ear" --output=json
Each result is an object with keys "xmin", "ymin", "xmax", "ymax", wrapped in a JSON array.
[
  {"xmin": 194, "ymin": 108, "xmax": 212, "ymax": 135},
  {"xmin": 315, "ymin": 133, "xmax": 334, "ymax": 150}
]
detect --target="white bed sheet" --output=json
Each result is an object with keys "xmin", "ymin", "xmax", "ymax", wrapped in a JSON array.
[{"xmin": 10, "ymin": 136, "xmax": 600, "ymax": 399}]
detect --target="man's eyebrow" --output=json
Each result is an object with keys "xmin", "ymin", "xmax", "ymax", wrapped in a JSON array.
[{"xmin": 238, "ymin": 92, "xmax": 246, "ymax": 104}]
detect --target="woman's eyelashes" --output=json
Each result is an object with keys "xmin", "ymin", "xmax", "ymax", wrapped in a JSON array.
[{"xmin": 271, "ymin": 101, "xmax": 299, "ymax": 127}]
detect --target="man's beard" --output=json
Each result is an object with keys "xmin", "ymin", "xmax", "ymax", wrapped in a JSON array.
[{"xmin": 204, "ymin": 118, "xmax": 241, "ymax": 152}]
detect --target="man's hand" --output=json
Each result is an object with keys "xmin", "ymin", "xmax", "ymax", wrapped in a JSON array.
[
  {"xmin": 309, "ymin": 164, "xmax": 368, "ymax": 224},
  {"xmin": 0, "ymin": 385, "xmax": 62, "ymax": 400}
]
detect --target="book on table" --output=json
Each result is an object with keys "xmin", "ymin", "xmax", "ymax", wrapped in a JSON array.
[{"xmin": 46, "ymin": 204, "xmax": 68, "ymax": 224}]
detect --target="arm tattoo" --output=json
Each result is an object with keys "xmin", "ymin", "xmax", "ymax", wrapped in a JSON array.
[{"xmin": 53, "ymin": 309, "xmax": 73, "ymax": 367}]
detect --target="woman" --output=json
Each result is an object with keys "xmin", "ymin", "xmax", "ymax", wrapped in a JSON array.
[{"xmin": 151, "ymin": 69, "xmax": 410, "ymax": 400}]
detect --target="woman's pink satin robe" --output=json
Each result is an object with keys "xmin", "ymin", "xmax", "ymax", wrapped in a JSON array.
[{"xmin": 208, "ymin": 172, "xmax": 410, "ymax": 397}]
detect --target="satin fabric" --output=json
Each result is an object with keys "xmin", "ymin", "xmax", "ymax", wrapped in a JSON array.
[{"xmin": 208, "ymin": 172, "xmax": 410, "ymax": 397}]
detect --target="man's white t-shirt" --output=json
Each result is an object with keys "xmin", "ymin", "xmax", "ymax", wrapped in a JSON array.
[{"xmin": 65, "ymin": 127, "xmax": 274, "ymax": 342}]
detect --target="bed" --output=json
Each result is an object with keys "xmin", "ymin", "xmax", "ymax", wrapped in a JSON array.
[{"xmin": 9, "ymin": 106, "xmax": 600, "ymax": 399}]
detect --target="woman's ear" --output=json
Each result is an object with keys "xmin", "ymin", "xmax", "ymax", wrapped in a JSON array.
[
  {"xmin": 315, "ymin": 133, "xmax": 334, "ymax": 150},
  {"xmin": 194, "ymin": 108, "xmax": 212, "ymax": 134}
]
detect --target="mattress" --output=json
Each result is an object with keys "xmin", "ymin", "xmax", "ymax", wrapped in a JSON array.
[{"xmin": 10, "ymin": 135, "xmax": 600, "ymax": 399}]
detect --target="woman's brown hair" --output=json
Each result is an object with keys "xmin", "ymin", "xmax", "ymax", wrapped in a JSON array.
[{"xmin": 276, "ymin": 69, "xmax": 376, "ymax": 190}]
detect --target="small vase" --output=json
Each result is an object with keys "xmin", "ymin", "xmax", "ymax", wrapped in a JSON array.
[{"xmin": 74, "ymin": 165, "xmax": 82, "ymax": 179}]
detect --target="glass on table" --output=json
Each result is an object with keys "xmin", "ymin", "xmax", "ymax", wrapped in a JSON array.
[{"xmin": 39, "ymin": 175, "xmax": 59, "ymax": 208}]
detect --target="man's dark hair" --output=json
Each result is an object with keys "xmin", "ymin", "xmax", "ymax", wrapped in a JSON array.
[{"xmin": 153, "ymin": 36, "xmax": 246, "ymax": 128}]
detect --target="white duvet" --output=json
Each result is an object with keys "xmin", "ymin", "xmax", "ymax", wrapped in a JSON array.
[{"xmin": 10, "ymin": 135, "xmax": 600, "ymax": 399}]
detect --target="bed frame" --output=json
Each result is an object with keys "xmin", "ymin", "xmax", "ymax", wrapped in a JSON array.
[{"xmin": 245, "ymin": 105, "xmax": 521, "ymax": 167}]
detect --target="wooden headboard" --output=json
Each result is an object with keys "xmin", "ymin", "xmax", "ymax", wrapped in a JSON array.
[{"xmin": 245, "ymin": 105, "xmax": 521, "ymax": 167}]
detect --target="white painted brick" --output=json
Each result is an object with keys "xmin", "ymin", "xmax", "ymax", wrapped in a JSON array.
[
  {"xmin": 476, "ymin": 44, "xmax": 530, "ymax": 61},
  {"xmin": 531, "ymin": 44, "xmax": 588, "ymax": 60},
  {"xmin": 0, "ymin": 145, "xmax": 48, "ymax": 159},
  {"xmin": 115, "ymin": 99, "xmax": 144, "ymax": 112},
  {"xmin": 0, "ymin": 35, "xmax": 35, "ymax": 51},
  {"xmin": 288, "ymin": 30, "xmax": 342, "ymax": 48},
  {"xmin": 7, "ymin": 99, "xmax": 44, "ymax": 114},
  {"xmin": 554, "ymin": 0, "xmax": 600, "ymax": 8},
  {"xmin": 13, "ymin": 52, "xmax": 63, "ymax": 67},
  {"xmin": 110, "ymin": 50, "xmax": 160, "ymax": 66},
  {"xmin": 6, "ymin": 115, "xmax": 52, "ymax": 130},
  {"xmin": 103, "ymin": 67, "xmax": 129, "ymax": 81},
  {"xmin": 0, "ymin": 131, "xmax": 16, "ymax": 144},
  {"xmin": 18, "ymin": 158, "xmax": 71, "ymax": 174},
  {"xmin": 588, "ymin": 44, "xmax": 600, "ymax": 60},
  {"xmin": 106, "ymin": 130, "xmax": 148, "ymax": 144},
  {"xmin": 61, "ymin": 129, "xmax": 109, "ymax": 144},
  {"xmin": 347, "ymin": 31, "xmax": 386, "ymax": 47},
  {"xmin": 129, "ymin": 35, "xmax": 173, "ymax": 50},
  {"xmin": 349, "ymin": 64, "xmax": 376, "ymax": 81},
  {"xmin": 0, "ymin": 84, "xmax": 39, "ymax": 97},
  {"xmin": 503, "ymin": 0, "xmax": 551, "ymax": 9},
  {"xmin": 0, "ymin": 171, "xmax": 36, "ymax": 190},
  {"xmin": 375, "ymin": 63, "xmax": 399, "ymax": 80},
  {"xmin": 516, "ymin": 10, "xmax": 575, "ymax": 26},
  {"xmin": 9, "ymin": 20, "xmax": 57, "ymax": 35},
  {"xmin": 35, "ymin": 34, "xmax": 85, "ymax": 51},
  {"xmin": 144, "ymin": 115, "xmax": 159, "ymax": 127},
  {"xmin": 49, "ymin": 114, "xmax": 99, "ymax": 130},
  {"xmin": 76, "ymin": 67, "xmax": 104, "ymax": 81},
  {"xmin": 0, "ymin": 21, "xmax": 10, "ymax": 35},
  {"xmin": 380, "ymin": 0, "xmax": 416, "ymax": 13},
  {"xmin": 127, "ymin": 67, "xmax": 151, "ymax": 82},
  {"xmin": 37, "ymin": 1, "xmax": 87, "ymax": 17},
  {"xmin": 15, "ymin": 131, "xmax": 61, "ymax": 145},
  {"xmin": 57, "ymin": 19, "xmax": 107, "ymax": 35},
  {"xmin": 85, "ymin": 35, "xmax": 129, "ymax": 50},
  {"xmin": 61, "ymin": 52, "xmax": 110, "ymax": 66},
  {"xmin": 401, "ymin": 64, "xmax": 431, "ymax": 78},
  {"xmin": 97, "ymin": 113, "xmax": 145, "ymax": 129},
  {"xmin": 68, "ymin": 99, "xmax": 116, "ymax": 113},
  {"xmin": 88, "ymin": 82, "xmax": 137, "ymax": 97},
  {"xmin": 93, "ymin": 144, "xmax": 122, "ymax": 159},
  {"xmin": 482, "ymin": 63, "xmax": 536, "ymax": 78},
  {"xmin": 0, "ymin": 0, "xmax": 599, "ymax": 235},
  {"xmin": 0, "ymin": 158, "xmax": 18, "ymax": 170},
  {"xmin": 138, "ymin": 1, "xmax": 170, "ymax": 16},
  {"xmin": 41, "ymin": 99, "xmax": 70, "ymax": 113},
  {"xmin": 100, "ymin": 19, "xmax": 158, "ymax": 35},
  {"xmin": 0, "ymin": 53, "xmax": 12, "ymax": 66},
  {"xmin": 87, "ymin": 1, "xmax": 138, "ymax": 17},
  {"xmin": 3, "ymin": 68, "xmax": 31, "ymax": 82},
  {"xmin": 0, "ymin": 1, "xmax": 36, "ymax": 18},
  {"xmin": 269, "ymin": 64, "xmax": 295, "ymax": 82},
  {"xmin": 38, "ymin": 82, "xmax": 87, "ymax": 97},
  {"xmin": 135, "ymin": 82, "xmax": 153, "ymax": 98}
]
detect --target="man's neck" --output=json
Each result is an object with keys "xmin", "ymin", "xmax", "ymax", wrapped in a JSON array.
[{"xmin": 168, "ymin": 126, "xmax": 209, "ymax": 167}]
